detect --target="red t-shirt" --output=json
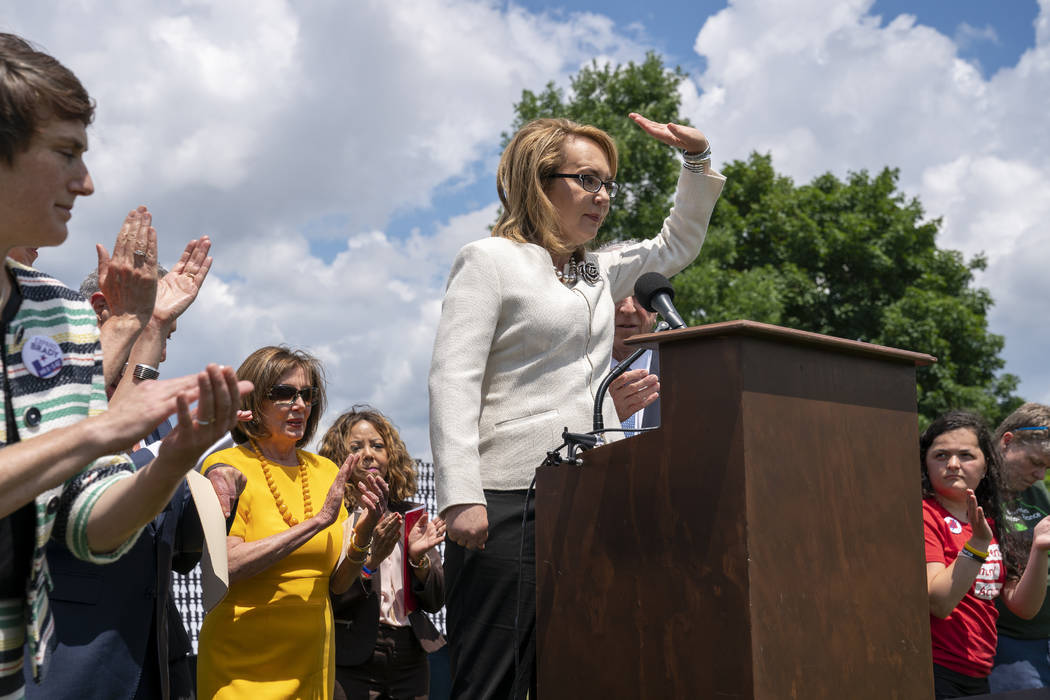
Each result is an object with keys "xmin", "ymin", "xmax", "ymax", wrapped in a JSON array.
[{"xmin": 923, "ymin": 497, "xmax": 1005, "ymax": 677}]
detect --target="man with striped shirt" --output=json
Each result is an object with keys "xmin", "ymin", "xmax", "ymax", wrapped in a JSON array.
[{"xmin": 0, "ymin": 33, "xmax": 248, "ymax": 699}]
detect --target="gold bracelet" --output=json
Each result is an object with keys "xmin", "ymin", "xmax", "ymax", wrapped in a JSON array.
[
  {"xmin": 964, "ymin": 541, "xmax": 990, "ymax": 559},
  {"xmin": 350, "ymin": 529, "xmax": 372, "ymax": 553},
  {"xmin": 346, "ymin": 548, "xmax": 368, "ymax": 564},
  {"xmin": 409, "ymin": 553, "xmax": 430, "ymax": 569}
]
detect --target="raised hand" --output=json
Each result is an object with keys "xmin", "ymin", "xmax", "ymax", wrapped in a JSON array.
[
  {"xmin": 313, "ymin": 453, "xmax": 356, "ymax": 528},
  {"xmin": 153, "ymin": 236, "xmax": 212, "ymax": 325},
  {"xmin": 352, "ymin": 472, "xmax": 389, "ymax": 539},
  {"xmin": 368, "ymin": 512, "xmax": 403, "ymax": 565},
  {"xmin": 629, "ymin": 112, "xmax": 709, "ymax": 155},
  {"xmin": 97, "ymin": 206, "xmax": 158, "ymax": 327},
  {"xmin": 407, "ymin": 512, "xmax": 446, "ymax": 562},
  {"xmin": 966, "ymin": 488, "xmax": 993, "ymax": 549},
  {"xmin": 158, "ymin": 364, "xmax": 244, "ymax": 465},
  {"xmin": 106, "ymin": 365, "xmax": 251, "ymax": 453}
]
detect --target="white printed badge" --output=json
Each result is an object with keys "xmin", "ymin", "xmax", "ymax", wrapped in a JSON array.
[
  {"xmin": 944, "ymin": 516, "xmax": 963, "ymax": 535},
  {"xmin": 23, "ymin": 335, "xmax": 63, "ymax": 379}
]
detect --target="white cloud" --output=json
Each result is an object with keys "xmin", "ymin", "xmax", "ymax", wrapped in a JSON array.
[
  {"xmin": 683, "ymin": 0, "xmax": 1050, "ymax": 404},
  {"xmin": 3, "ymin": 1, "xmax": 651, "ymax": 458},
  {"xmin": 4, "ymin": 0, "xmax": 1047, "ymax": 472}
]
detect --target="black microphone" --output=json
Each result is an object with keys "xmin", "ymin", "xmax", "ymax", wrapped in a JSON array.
[{"xmin": 634, "ymin": 272, "xmax": 686, "ymax": 330}]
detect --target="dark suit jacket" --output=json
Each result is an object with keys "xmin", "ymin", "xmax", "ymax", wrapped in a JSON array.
[
  {"xmin": 26, "ymin": 421, "xmax": 203, "ymax": 700},
  {"xmin": 330, "ymin": 501, "xmax": 446, "ymax": 667}
]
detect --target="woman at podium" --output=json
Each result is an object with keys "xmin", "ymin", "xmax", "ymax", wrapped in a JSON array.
[
  {"xmin": 921, "ymin": 411, "xmax": 1050, "ymax": 698},
  {"xmin": 428, "ymin": 114, "xmax": 725, "ymax": 698}
]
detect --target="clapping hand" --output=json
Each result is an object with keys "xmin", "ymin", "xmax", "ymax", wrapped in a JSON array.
[
  {"xmin": 97, "ymin": 206, "xmax": 158, "ymax": 328},
  {"xmin": 347, "ymin": 472, "xmax": 389, "ymax": 555},
  {"xmin": 153, "ymin": 236, "xmax": 212, "ymax": 326},
  {"xmin": 313, "ymin": 454, "xmax": 359, "ymax": 528},
  {"xmin": 965, "ymin": 488, "xmax": 993, "ymax": 549},
  {"xmin": 407, "ymin": 512, "xmax": 446, "ymax": 562},
  {"xmin": 106, "ymin": 364, "xmax": 251, "ymax": 465},
  {"xmin": 159, "ymin": 364, "xmax": 246, "ymax": 465},
  {"xmin": 368, "ymin": 512, "xmax": 403, "ymax": 566}
]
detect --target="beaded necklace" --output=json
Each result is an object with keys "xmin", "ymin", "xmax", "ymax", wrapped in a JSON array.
[{"xmin": 251, "ymin": 440, "xmax": 313, "ymax": 527}]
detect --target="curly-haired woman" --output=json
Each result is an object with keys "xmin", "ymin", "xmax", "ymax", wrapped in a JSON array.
[{"xmin": 319, "ymin": 406, "xmax": 445, "ymax": 700}]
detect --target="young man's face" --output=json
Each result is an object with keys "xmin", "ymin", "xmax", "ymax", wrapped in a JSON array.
[{"xmin": 0, "ymin": 118, "xmax": 94, "ymax": 251}]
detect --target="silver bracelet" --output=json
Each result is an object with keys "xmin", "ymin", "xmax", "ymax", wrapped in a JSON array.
[
  {"xmin": 681, "ymin": 145, "xmax": 712, "ymax": 174},
  {"xmin": 132, "ymin": 363, "xmax": 160, "ymax": 380}
]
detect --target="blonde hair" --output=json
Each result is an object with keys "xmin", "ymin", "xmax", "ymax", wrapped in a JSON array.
[
  {"xmin": 493, "ymin": 118, "xmax": 618, "ymax": 258},
  {"xmin": 317, "ymin": 405, "xmax": 418, "ymax": 506},
  {"xmin": 996, "ymin": 402, "xmax": 1050, "ymax": 453}
]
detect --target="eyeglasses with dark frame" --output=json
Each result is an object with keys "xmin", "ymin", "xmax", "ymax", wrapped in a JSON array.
[
  {"xmin": 549, "ymin": 173, "xmax": 620, "ymax": 199},
  {"xmin": 267, "ymin": 384, "xmax": 320, "ymax": 406}
]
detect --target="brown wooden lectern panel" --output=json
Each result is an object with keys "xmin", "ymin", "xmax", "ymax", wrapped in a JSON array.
[{"xmin": 535, "ymin": 321, "xmax": 936, "ymax": 699}]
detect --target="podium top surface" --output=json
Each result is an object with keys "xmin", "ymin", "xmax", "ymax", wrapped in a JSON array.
[{"xmin": 626, "ymin": 319, "xmax": 937, "ymax": 367}]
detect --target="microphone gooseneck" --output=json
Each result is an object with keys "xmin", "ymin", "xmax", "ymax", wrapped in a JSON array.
[
  {"xmin": 592, "ymin": 273, "xmax": 685, "ymax": 434},
  {"xmin": 593, "ymin": 347, "xmax": 646, "ymax": 433}
]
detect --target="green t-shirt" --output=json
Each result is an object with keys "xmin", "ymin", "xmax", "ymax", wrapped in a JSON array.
[{"xmin": 997, "ymin": 480, "xmax": 1050, "ymax": 639}]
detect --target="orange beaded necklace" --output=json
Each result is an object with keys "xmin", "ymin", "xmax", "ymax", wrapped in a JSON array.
[{"xmin": 250, "ymin": 440, "xmax": 313, "ymax": 527}]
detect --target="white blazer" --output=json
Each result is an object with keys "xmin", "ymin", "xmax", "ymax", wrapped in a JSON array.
[{"xmin": 428, "ymin": 165, "xmax": 725, "ymax": 512}]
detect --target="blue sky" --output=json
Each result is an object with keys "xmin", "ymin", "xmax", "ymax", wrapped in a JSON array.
[
  {"xmin": 3, "ymin": 0, "xmax": 1048, "ymax": 458},
  {"xmin": 507, "ymin": 1, "xmax": 1040, "ymax": 77},
  {"xmin": 380, "ymin": 0, "xmax": 1042, "ymax": 246}
]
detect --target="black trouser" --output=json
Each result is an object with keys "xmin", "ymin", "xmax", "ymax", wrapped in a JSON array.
[
  {"xmin": 335, "ymin": 624, "xmax": 429, "ymax": 700},
  {"xmin": 932, "ymin": 663, "xmax": 990, "ymax": 698},
  {"xmin": 445, "ymin": 490, "xmax": 536, "ymax": 700}
]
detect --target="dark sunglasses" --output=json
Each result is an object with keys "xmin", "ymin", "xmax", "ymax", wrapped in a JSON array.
[{"xmin": 267, "ymin": 384, "xmax": 320, "ymax": 406}]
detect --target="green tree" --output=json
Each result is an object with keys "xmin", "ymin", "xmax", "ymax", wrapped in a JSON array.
[
  {"xmin": 507, "ymin": 54, "xmax": 1023, "ymax": 426},
  {"xmin": 673, "ymin": 154, "xmax": 1022, "ymax": 426}
]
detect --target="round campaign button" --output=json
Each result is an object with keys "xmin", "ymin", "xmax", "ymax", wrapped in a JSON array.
[
  {"xmin": 23, "ymin": 335, "xmax": 63, "ymax": 379},
  {"xmin": 944, "ymin": 516, "xmax": 963, "ymax": 534}
]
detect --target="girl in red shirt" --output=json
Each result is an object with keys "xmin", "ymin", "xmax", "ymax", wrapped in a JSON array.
[{"xmin": 922, "ymin": 411, "xmax": 1050, "ymax": 698}]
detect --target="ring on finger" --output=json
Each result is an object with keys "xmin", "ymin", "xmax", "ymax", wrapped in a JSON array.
[
  {"xmin": 197, "ymin": 419, "xmax": 212, "ymax": 426},
  {"xmin": 133, "ymin": 249, "xmax": 147, "ymax": 257}
]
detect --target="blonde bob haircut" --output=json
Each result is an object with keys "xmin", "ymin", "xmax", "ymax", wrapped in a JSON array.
[
  {"xmin": 231, "ymin": 345, "xmax": 327, "ymax": 448},
  {"xmin": 318, "ymin": 405, "xmax": 418, "ymax": 506},
  {"xmin": 493, "ymin": 117, "xmax": 618, "ymax": 258}
]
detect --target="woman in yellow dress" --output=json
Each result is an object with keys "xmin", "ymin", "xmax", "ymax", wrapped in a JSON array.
[{"xmin": 198, "ymin": 346, "xmax": 387, "ymax": 699}]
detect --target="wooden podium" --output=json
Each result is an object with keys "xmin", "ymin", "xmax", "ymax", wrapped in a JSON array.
[{"xmin": 534, "ymin": 321, "xmax": 936, "ymax": 699}]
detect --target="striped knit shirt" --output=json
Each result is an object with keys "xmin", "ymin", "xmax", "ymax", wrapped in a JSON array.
[{"xmin": 0, "ymin": 261, "xmax": 138, "ymax": 700}]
